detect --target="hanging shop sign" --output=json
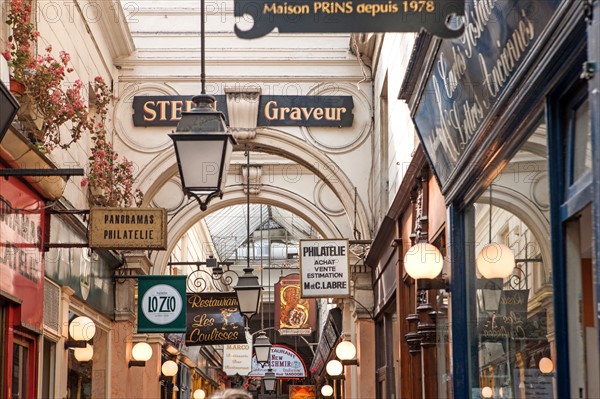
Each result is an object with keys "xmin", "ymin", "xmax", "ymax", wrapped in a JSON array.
[
  {"xmin": 289, "ymin": 385, "xmax": 317, "ymax": 399},
  {"xmin": 275, "ymin": 273, "xmax": 317, "ymax": 335},
  {"xmin": 249, "ymin": 345, "xmax": 307, "ymax": 378},
  {"xmin": 412, "ymin": 0, "xmax": 561, "ymax": 188},
  {"xmin": 310, "ymin": 308, "xmax": 342, "ymax": 375},
  {"xmin": 132, "ymin": 95, "xmax": 228, "ymax": 127},
  {"xmin": 137, "ymin": 275, "xmax": 187, "ymax": 333},
  {"xmin": 88, "ymin": 208, "xmax": 167, "ymax": 250},
  {"xmin": 132, "ymin": 95, "xmax": 353, "ymax": 127},
  {"xmin": 186, "ymin": 292, "xmax": 246, "ymax": 346},
  {"xmin": 299, "ymin": 239, "xmax": 350, "ymax": 298},
  {"xmin": 223, "ymin": 330, "xmax": 253, "ymax": 376},
  {"xmin": 233, "ymin": 0, "xmax": 464, "ymax": 39},
  {"xmin": 0, "ymin": 172, "xmax": 45, "ymax": 331}
]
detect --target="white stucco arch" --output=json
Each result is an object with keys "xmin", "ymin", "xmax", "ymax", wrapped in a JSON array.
[
  {"xmin": 150, "ymin": 184, "xmax": 344, "ymax": 275},
  {"xmin": 133, "ymin": 128, "xmax": 371, "ymax": 235}
]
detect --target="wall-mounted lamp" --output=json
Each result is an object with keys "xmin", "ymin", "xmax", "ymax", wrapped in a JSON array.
[
  {"xmin": 263, "ymin": 368, "xmax": 276, "ymax": 392},
  {"xmin": 129, "ymin": 342, "xmax": 153, "ymax": 367},
  {"xmin": 335, "ymin": 341, "xmax": 358, "ymax": 366},
  {"xmin": 73, "ymin": 343, "xmax": 94, "ymax": 362},
  {"xmin": 254, "ymin": 330, "xmax": 272, "ymax": 366},
  {"xmin": 481, "ymin": 386, "xmax": 493, "ymax": 398},
  {"xmin": 321, "ymin": 384, "xmax": 334, "ymax": 397},
  {"xmin": 65, "ymin": 316, "xmax": 96, "ymax": 349},
  {"xmin": 193, "ymin": 389, "xmax": 206, "ymax": 399},
  {"xmin": 539, "ymin": 357, "xmax": 554, "ymax": 374},
  {"xmin": 403, "ymin": 242, "xmax": 447, "ymax": 290},
  {"xmin": 326, "ymin": 359, "xmax": 344, "ymax": 379},
  {"xmin": 161, "ymin": 360, "xmax": 179, "ymax": 377}
]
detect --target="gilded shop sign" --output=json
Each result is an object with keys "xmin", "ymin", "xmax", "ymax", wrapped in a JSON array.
[
  {"xmin": 185, "ymin": 292, "xmax": 247, "ymax": 346},
  {"xmin": 132, "ymin": 95, "xmax": 354, "ymax": 127},
  {"xmin": 413, "ymin": 0, "xmax": 560, "ymax": 187},
  {"xmin": 88, "ymin": 208, "xmax": 167, "ymax": 250}
]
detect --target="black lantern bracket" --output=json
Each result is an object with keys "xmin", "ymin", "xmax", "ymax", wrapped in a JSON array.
[{"xmin": 185, "ymin": 189, "xmax": 223, "ymax": 212}]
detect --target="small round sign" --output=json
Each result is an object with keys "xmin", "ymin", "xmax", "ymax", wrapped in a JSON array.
[{"xmin": 141, "ymin": 284, "xmax": 183, "ymax": 325}]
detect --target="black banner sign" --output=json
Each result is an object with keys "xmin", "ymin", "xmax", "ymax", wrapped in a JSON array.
[
  {"xmin": 132, "ymin": 95, "xmax": 353, "ymax": 128},
  {"xmin": 413, "ymin": 0, "xmax": 560, "ymax": 187},
  {"xmin": 132, "ymin": 95, "xmax": 228, "ymax": 127},
  {"xmin": 186, "ymin": 292, "xmax": 246, "ymax": 346},
  {"xmin": 233, "ymin": 0, "xmax": 464, "ymax": 39},
  {"xmin": 259, "ymin": 96, "xmax": 353, "ymax": 127}
]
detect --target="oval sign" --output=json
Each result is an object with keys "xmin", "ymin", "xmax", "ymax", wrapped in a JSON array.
[{"xmin": 141, "ymin": 284, "xmax": 184, "ymax": 325}]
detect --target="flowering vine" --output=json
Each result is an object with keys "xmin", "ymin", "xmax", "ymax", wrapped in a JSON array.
[
  {"xmin": 81, "ymin": 77, "xmax": 144, "ymax": 208},
  {"xmin": 3, "ymin": 0, "xmax": 90, "ymax": 151}
]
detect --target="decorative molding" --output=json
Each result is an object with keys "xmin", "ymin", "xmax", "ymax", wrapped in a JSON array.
[
  {"xmin": 242, "ymin": 165, "xmax": 262, "ymax": 195},
  {"xmin": 96, "ymin": 0, "xmax": 136, "ymax": 58},
  {"xmin": 300, "ymin": 83, "xmax": 372, "ymax": 154}
]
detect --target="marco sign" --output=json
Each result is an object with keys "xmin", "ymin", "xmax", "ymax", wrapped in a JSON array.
[{"xmin": 299, "ymin": 239, "xmax": 350, "ymax": 298}]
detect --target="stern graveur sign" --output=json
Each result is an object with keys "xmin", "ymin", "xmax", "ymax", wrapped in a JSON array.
[{"xmin": 234, "ymin": 0, "xmax": 464, "ymax": 39}]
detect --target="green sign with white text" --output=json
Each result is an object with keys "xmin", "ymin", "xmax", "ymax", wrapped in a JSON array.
[{"xmin": 137, "ymin": 276, "xmax": 187, "ymax": 333}]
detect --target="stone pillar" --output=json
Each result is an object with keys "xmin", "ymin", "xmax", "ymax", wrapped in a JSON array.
[
  {"xmin": 111, "ymin": 252, "xmax": 161, "ymax": 399},
  {"xmin": 351, "ymin": 272, "xmax": 375, "ymax": 399}
]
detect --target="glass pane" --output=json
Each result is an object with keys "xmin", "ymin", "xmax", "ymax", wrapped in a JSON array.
[
  {"xmin": 572, "ymin": 98, "xmax": 591, "ymax": 181},
  {"xmin": 42, "ymin": 338, "xmax": 56, "ymax": 398},
  {"xmin": 469, "ymin": 118, "xmax": 556, "ymax": 398},
  {"xmin": 11, "ymin": 342, "xmax": 28, "ymax": 399}
]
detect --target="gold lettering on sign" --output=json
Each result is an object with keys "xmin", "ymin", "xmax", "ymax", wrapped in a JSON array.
[
  {"xmin": 264, "ymin": 100, "xmax": 347, "ymax": 122},
  {"xmin": 143, "ymin": 101, "xmax": 157, "ymax": 122}
]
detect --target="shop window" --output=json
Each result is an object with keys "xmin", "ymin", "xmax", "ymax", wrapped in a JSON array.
[
  {"xmin": 562, "ymin": 84, "xmax": 592, "ymax": 192},
  {"xmin": 12, "ymin": 341, "xmax": 29, "ymax": 399},
  {"xmin": 0, "ymin": 304, "xmax": 6, "ymax": 394},
  {"xmin": 468, "ymin": 117, "xmax": 556, "ymax": 398},
  {"xmin": 375, "ymin": 302, "xmax": 397, "ymax": 399},
  {"xmin": 67, "ymin": 346, "xmax": 92, "ymax": 399},
  {"xmin": 42, "ymin": 338, "xmax": 56, "ymax": 399}
]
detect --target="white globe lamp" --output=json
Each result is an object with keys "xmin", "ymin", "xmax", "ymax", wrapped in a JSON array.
[
  {"xmin": 336, "ymin": 341, "xmax": 357, "ymax": 361},
  {"xmin": 404, "ymin": 243, "xmax": 444, "ymax": 279},
  {"xmin": 161, "ymin": 360, "xmax": 178, "ymax": 377},
  {"xmin": 74, "ymin": 343, "xmax": 94, "ymax": 362},
  {"xmin": 131, "ymin": 342, "xmax": 153, "ymax": 362},
  {"xmin": 326, "ymin": 359, "xmax": 343, "ymax": 376},
  {"xmin": 69, "ymin": 316, "xmax": 96, "ymax": 341},
  {"xmin": 477, "ymin": 243, "xmax": 515, "ymax": 279},
  {"xmin": 193, "ymin": 389, "xmax": 206, "ymax": 399},
  {"xmin": 481, "ymin": 386, "xmax": 493, "ymax": 398},
  {"xmin": 321, "ymin": 385, "xmax": 334, "ymax": 397}
]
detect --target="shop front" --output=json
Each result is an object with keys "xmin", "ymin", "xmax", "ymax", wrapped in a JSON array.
[
  {"xmin": 44, "ymin": 213, "xmax": 118, "ymax": 398},
  {"xmin": 401, "ymin": 0, "xmax": 600, "ymax": 397},
  {"xmin": 0, "ymin": 164, "xmax": 46, "ymax": 398}
]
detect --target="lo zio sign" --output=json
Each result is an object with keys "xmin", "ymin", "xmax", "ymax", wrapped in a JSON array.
[{"xmin": 137, "ymin": 276, "xmax": 187, "ymax": 333}]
